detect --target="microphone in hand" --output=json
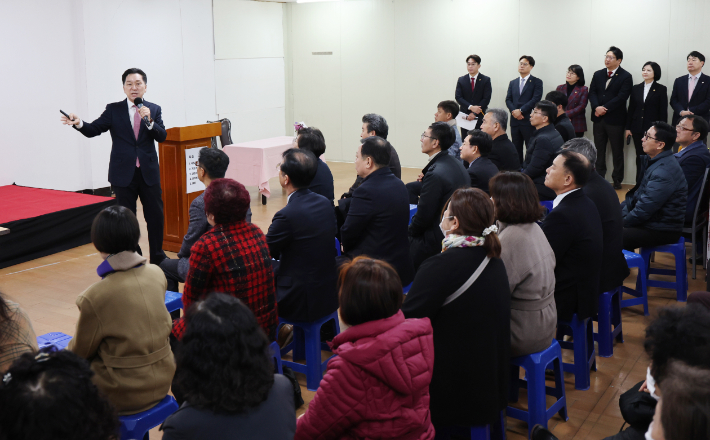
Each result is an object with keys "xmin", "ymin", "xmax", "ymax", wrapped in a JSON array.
[{"xmin": 133, "ymin": 97, "xmax": 151, "ymax": 127}]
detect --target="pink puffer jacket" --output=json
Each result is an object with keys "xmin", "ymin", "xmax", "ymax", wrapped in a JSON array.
[{"xmin": 295, "ymin": 311, "xmax": 435, "ymax": 440}]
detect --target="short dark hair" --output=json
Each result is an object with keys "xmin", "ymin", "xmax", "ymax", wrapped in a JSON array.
[
  {"xmin": 688, "ymin": 51, "xmax": 706, "ymax": 63},
  {"xmin": 429, "ymin": 121, "xmax": 455, "ymax": 150},
  {"xmin": 651, "ymin": 121, "xmax": 677, "ymax": 151},
  {"xmin": 607, "ymin": 46, "xmax": 623, "ymax": 61},
  {"xmin": 198, "ymin": 148, "xmax": 230, "ymax": 179},
  {"xmin": 642, "ymin": 61, "xmax": 662, "ymax": 81},
  {"xmin": 280, "ymin": 147, "xmax": 318, "ymax": 189},
  {"xmin": 466, "ymin": 54, "xmax": 481, "ymax": 64},
  {"xmin": 296, "ymin": 127, "xmax": 326, "ymax": 157},
  {"xmin": 444, "ymin": 188, "xmax": 501, "ymax": 258},
  {"xmin": 338, "ymin": 257, "xmax": 403, "ymax": 327},
  {"xmin": 438, "ymin": 100, "xmax": 459, "ymax": 119},
  {"xmin": 559, "ymin": 150, "xmax": 591, "ymax": 187},
  {"xmin": 91, "ymin": 205, "xmax": 140, "ymax": 254},
  {"xmin": 545, "ymin": 90, "xmax": 568, "ymax": 110},
  {"xmin": 204, "ymin": 178, "xmax": 251, "ymax": 224},
  {"xmin": 519, "ymin": 55, "xmax": 535, "ymax": 67},
  {"xmin": 122, "ymin": 68, "xmax": 147, "ymax": 84},
  {"xmin": 360, "ymin": 136, "xmax": 391, "ymax": 167},
  {"xmin": 535, "ymin": 100, "xmax": 558, "ymax": 125},
  {"xmin": 568, "ymin": 64, "xmax": 586, "ymax": 87},
  {"xmin": 466, "ymin": 129, "xmax": 493, "ymax": 157},
  {"xmin": 660, "ymin": 361, "xmax": 710, "ymax": 440},
  {"xmin": 0, "ymin": 350, "xmax": 119, "ymax": 440},
  {"xmin": 489, "ymin": 172, "xmax": 544, "ymax": 224},
  {"xmin": 175, "ymin": 293, "xmax": 274, "ymax": 414},
  {"xmin": 683, "ymin": 115, "xmax": 710, "ymax": 142},
  {"xmin": 362, "ymin": 113, "xmax": 389, "ymax": 139}
]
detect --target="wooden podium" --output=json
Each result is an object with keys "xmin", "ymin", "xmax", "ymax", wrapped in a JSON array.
[{"xmin": 159, "ymin": 123, "xmax": 221, "ymax": 253}]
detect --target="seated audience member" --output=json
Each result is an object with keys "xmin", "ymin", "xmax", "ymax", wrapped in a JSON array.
[
  {"xmin": 172, "ymin": 178, "xmax": 277, "ymax": 341},
  {"xmin": 296, "ymin": 257, "xmax": 435, "ymax": 440},
  {"xmin": 68, "ymin": 206, "xmax": 175, "ymax": 415},
  {"xmin": 0, "ymin": 350, "xmax": 119, "ymax": 440},
  {"xmin": 546, "ymin": 90, "xmax": 575, "ymax": 142},
  {"xmin": 563, "ymin": 138, "xmax": 630, "ymax": 294},
  {"xmin": 341, "ymin": 113, "xmax": 401, "ymax": 199},
  {"xmin": 489, "ymin": 172, "xmax": 556, "ymax": 357},
  {"xmin": 295, "ymin": 127, "xmax": 334, "ymax": 204},
  {"xmin": 523, "ymin": 100, "xmax": 565, "ymax": 201},
  {"xmin": 675, "ymin": 115, "xmax": 710, "ymax": 225},
  {"xmin": 162, "ymin": 294, "xmax": 296, "ymax": 440},
  {"xmin": 435, "ymin": 100, "xmax": 463, "ymax": 160},
  {"xmin": 160, "ymin": 147, "xmax": 251, "ymax": 292},
  {"xmin": 621, "ymin": 122, "xmax": 687, "ymax": 251},
  {"xmin": 266, "ymin": 148, "xmax": 338, "ymax": 323},
  {"xmin": 408, "ymin": 122, "xmax": 470, "ymax": 269},
  {"xmin": 0, "ymin": 291, "xmax": 37, "ymax": 373},
  {"xmin": 460, "ymin": 129, "xmax": 499, "ymax": 193},
  {"xmin": 542, "ymin": 151, "xmax": 603, "ymax": 322},
  {"xmin": 403, "ymin": 188, "xmax": 510, "ymax": 434},
  {"xmin": 339, "ymin": 137, "xmax": 414, "ymax": 285},
  {"xmin": 480, "ymin": 108, "xmax": 522, "ymax": 171}
]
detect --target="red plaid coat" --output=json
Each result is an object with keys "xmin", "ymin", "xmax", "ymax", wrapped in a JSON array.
[
  {"xmin": 172, "ymin": 221, "xmax": 278, "ymax": 341},
  {"xmin": 556, "ymin": 84, "xmax": 589, "ymax": 133}
]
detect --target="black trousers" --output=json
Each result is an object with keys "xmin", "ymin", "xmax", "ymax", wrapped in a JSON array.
[
  {"xmin": 593, "ymin": 121, "xmax": 626, "ymax": 184},
  {"xmin": 622, "ymin": 227, "xmax": 681, "ymax": 252},
  {"xmin": 631, "ymin": 132, "xmax": 645, "ymax": 185},
  {"xmin": 575, "ymin": 132, "xmax": 585, "ymax": 138},
  {"xmin": 159, "ymin": 258, "xmax": 182, "ymax": 292},
  {"xmin": 510, "ymin": 124, "xmax": 535, "ymax": 164},
  {"xmin": 406, "ymin": 181, "xmax": 423, "ymax": 205},
  {"xmin": 113, "ymin": 167, "xmax": 166, "ymax": 264}
]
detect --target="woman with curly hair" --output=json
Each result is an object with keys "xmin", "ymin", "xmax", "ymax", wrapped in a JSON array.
[
  {"xmin": 0, "ymin": 290, "xmax": 38, "ymax": 372},
  {"xmin": 162, "ymin": 293, "xmax": 296, "ymax": 440}
]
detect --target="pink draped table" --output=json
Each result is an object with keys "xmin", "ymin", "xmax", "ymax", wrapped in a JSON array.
[{"xmin": 223, "ymin": 136, "xmax": 294, "ymax": 204}]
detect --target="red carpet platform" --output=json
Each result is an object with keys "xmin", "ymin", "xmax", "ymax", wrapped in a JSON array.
[{"xmin": 0, "ymin": 185, "xmax": 116, "ymax": 269}]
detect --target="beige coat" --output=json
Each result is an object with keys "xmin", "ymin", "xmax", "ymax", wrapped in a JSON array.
[
  {"xmin": 497, "ymin": 222, "xmax": 557, "ymax": 357},
  {"xmin": 68, "ymin": 252, "xmax": 175, "ymax": 415}
]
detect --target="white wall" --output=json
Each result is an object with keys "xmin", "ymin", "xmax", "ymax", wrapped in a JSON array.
[{"xmin": 285, "ymin": 0, "xmax": 710, "ymax": 184}]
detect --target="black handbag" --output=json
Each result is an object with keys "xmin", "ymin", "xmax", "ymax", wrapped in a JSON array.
[
  {"xmin": 281, "ymin": 366, "xmax": 305, "ymax": 409},
  {"xmin": 618, "ymin": 380, "xmax": 657, "ymax": 430}
]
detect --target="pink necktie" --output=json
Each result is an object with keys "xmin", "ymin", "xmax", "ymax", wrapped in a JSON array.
[
  {"xmin": 133, "ymin": 105, "xmax": 141, "ymax": 167},
  {"xmin": 689, "ymin": 76, "xmax": 697, "ymax": 102}
]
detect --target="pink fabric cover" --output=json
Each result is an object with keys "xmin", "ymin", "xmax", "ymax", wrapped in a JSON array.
[
  {"xmin": 222, "ymin": 136, "xmax": 294, "ymax": 197},
  {"xmin": 295, "ymin": 311, "xmax": 436, "ymax": 440}
]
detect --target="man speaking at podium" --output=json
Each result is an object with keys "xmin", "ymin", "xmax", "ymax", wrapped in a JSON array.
[{"xmin": 61, "ymin": 68, "xmax": 167, "ymax": 264}]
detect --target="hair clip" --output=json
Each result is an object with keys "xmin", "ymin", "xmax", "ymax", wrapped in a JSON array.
[
  {"xmin": 34, "ymin": 352, "xmax": 51, "ymax": 363},
  {"xmin": 2, "ymin": 372, "xmax": 11, "ymax": 385},
  {"xmin": 294, "ymin": 121, "xmax": 308, "ymax": 132},
  {"xmin": 482, "ymin": 224, "xmax": 498, "ymax": 236}
]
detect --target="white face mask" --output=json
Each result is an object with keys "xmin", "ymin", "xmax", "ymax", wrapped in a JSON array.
[
  {"xmin": 439, "ymin": 216, "xmax": 453, "ymax": 236},
  {"xmin": 645, "ymin": 422, "xmax": 655, "ymax": 440}
]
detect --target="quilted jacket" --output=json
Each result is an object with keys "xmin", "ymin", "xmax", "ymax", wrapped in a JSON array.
[{"xmin": 295, "ymin": 311, "xmax": 435, "ymax": 440}]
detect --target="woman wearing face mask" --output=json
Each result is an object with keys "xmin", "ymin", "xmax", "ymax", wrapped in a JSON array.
[{"xmin": 402, "ymin": 188, "xmax": 511, "ymax": 438}]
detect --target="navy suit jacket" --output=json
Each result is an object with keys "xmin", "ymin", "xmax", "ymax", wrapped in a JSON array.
[
  {"xmin": 467, "ymin": 157, "xmax": 499, "ymax": 194},
  {"xmin": 670, "ymin": 73, "xmax": 710, "ymax": 126},
  {"xmin": 676, "ymin": 142, "xmax": 710, "ymax": 223},
  {"xmin": 505, "ymin": 75, "xmax": 543, "ymax": 127},
  {"xmin": 341, "ymin": 167, "xmax": 415, "ymax": 285},
  {"xmin": 455, "ymin": 73, "xmax": 492, "ymax": 129},
  {"xmin": 308, "ymin": 160, "xmax": 335, "ymax": 205},
  {"xmin": 266, "ymin": 189, "xmax": 338, "ymax": 322},
  {"xmin": 76, "ymin": 99, "xmax": 167, "ymax": 187},
  {"xmin": 488, "ymin": 134, "xmax": 521, "ymax": 171},
  {"xmin": 588, "ymin": 67, "xmax": 633, "ymax": 125}
]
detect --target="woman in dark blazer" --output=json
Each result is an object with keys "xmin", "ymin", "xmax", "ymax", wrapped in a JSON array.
[
  {"xmin": 401, "ymin": 188, "xmax": 511, "ymax": 435},
  {"xmin": 626, "ymin": 62, "xmax": 668, "ymax": 184},
  {"xmin": 556, "ymin": 64, "xmax": 589, "ymax": 137},
  {"xmin": 296, "ymin": 127, "xmax": 335, "ymax": 204}
]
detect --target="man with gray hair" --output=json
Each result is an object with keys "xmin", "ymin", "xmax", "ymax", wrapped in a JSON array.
[
  {"xmin": 563, "ymin": 137, "xmax": 629, "ymax": 294},
  {"xmin": 480, "ymin": 108, "xmax": 521, "ymax": 171}
]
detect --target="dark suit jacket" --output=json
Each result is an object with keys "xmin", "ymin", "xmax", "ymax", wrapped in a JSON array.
[
  {"xmin": 676, "ymin": 142, "xmax": 710, "ymax": 223},
  {"xmin": 343, "ymin": 142, "xmax": 401, "ymax": 198},
  {"xmin": 541, "ymin": 189, "xmax": 603, "ymax": 320},
  {"xmin": 76, "ymin": 99, "xmax": 167, "ymax": 187},
  {"xmin": 467, "ymin": 157, "xmax": 499, "ymax": 194},
  {"xmin": 523, "ymin": 125, "xmax": 564, "ymax": 187},
  {"xmin": 341, "ymin": 167, "xmax": 415, "ymax": 285},
  {"xmin": 583, "ymin": 171, "xmax": 630, "ymax": 293},
  {"xmin": 670, "ymin": 73, "xmax": 710, "ymax": 126},
  {"xmin": 488, "ymin": 134, "xmax": 521, "ymax": 171},
  {"xmin": 266, "ymin": 189, "xmax": 338, "ymax": 322},
  {"xmin": 505, "ymin": 75, "xmax": 543, "ymax": 127},
  {"xmin": 626, "ymin": 81, "xmax": 668, "ymax": 134},
  {"xmin": 308, "ymin": 160, "xmax": 335, "ymax": 204},
  {"xmin": 588, "ymin": 67, "xmax": 633, "ymax": 125},
  {"xmin": 556, "ymin": 84, "xmax": 589, "ymax": 133},
  {"xmin": 554, "ymin": 113, "xmax": 575, "ymax": 142},
  {"xmin": 455, "ymin": 73, "xmax": 492, "ymax": 129}
]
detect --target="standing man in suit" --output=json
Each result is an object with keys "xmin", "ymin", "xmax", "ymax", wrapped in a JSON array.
[
  {"xmin": 505, "ymin": 55, "xmax": 544, "ymax": 164},
  {"xmin": 542, "ymin": 150, "xmax": 603, "ymax": 322},
  {"xmin": 670, "ymin": 51, "xmax": 710, "ymax": 127},
  {"xmin": 455, "ymin": 54, "xmax": 492, "ymax": 137},
  {"xmin": 522, "ymin": 101, "xmax": 564, "ymax": 201},
  {"xmin": 480, "ymin": 108, "xmax": 521, "ymax": 171},
  {"xmin": 675, "ymin": 115, "xmax": 710, "ymax": 225},
  {"xmin": 460, "ymin": 129, "xmax": 499, "ymax": 194},
  {"xmin": 266, "ymin": 148, "xmax": 338, "ymax": 323},
  {"xmin": 546, "ymin": 90, "xmax": 576, "ymax": 142},
  {"xmin": 339, "ymin": 137, "xmax": 414, "ymax": 285},
  {"xmin": 61, "ymin": 68, "xmax": 167, "ymax": 264},
  {"xmin": 589, "ymin": 46, "xmax": 633, "ymax": 189}
]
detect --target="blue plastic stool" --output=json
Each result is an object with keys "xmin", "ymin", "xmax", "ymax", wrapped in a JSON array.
[
  {"xmin": 556, "ymin": 315, "xmax": 596, "ymax": 390},
  {"xmin": 593, "ymin": 287, "xmax": 624, "ymax": 357},
  {"xmin": 435, "ymin": 410, "xmax": 506, "ymax": 440},
  {"xmin": 37, "ymin": 332, "xmax": 72, "ymax": 351},
  {"xmin": 409, "ymin": 204, "xmax": 418, "ymax": 225},
  {"xmin": 539, "ymin": 200, "xmax": 553, "ymax": 213},
  {"xmin": 335, "ymin": 237, "xmax": 341, "ymax": 256},
  {"xmin": 164, "ymin": 291, "xmax": 183, "ymax": 313},
  {"xmin": 620, "ymin": 250, "xmax": 649, "ymax": 315},
  {"xmin": 119, "ymin": 395, "xmax": 179, "ymax": 440},
  {"xmin": 403, "ymin": 282, "xmax": 413, "ymax": 295},
  {"xmin": 639, "ymin": 237, "xmax": 688, "ymax": 302},
  {"xmin": 508, "ymin": 339, "xmax": 568, "ymax": 437},
  {"xmin": 279, "ymin": 310, "xmax": 340, "ymax": 391},
  {"xmin": 270, "ymin": 341, "xmax": 283, "ymax": 374}
]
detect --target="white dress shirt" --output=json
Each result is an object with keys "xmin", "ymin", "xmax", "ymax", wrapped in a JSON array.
[
  {"xmin": 643, "ymin": 81, "xmax": 653, "ymax": 102},
  {"xmin": 519, "ymin": 73, "xmax": 530, "ymax": 88},
  {"xmin": 552, "ymin": 188, "xmax": 580, "ymax": 209}
]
